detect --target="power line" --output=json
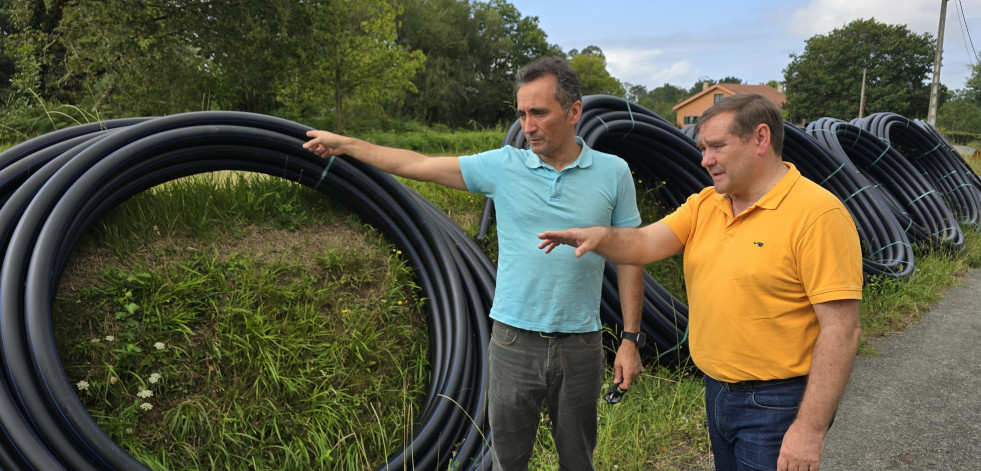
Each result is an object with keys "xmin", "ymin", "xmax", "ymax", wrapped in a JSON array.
[{"xmin": 956, "ymin": 0, "xmax": 979, "ymax": 67}]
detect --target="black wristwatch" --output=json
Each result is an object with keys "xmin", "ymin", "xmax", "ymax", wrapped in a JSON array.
[{"xmin": 620, "ymin": 330, "xmax": 646, "ymax": 348}]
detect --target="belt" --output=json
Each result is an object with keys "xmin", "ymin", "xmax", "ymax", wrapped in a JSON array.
[
  {"xmin": 535, "ymin": 331, "xmax": 572, "ymax": 339},
  {"xmin": 720, "ymin": 375, "xmax": 807, "ymax": 392},
  {"xmin": 509, "ymin": 325, "xmax": 573, "ymax": 339}
]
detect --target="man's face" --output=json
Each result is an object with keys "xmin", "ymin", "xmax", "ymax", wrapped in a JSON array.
[
  {"xmin": 697, "ymin": 112, "xmax": 761, "ymax": 198},
  {"xmin": 516, "ymin": 75, "xmax": 579, "ymax": 160}
]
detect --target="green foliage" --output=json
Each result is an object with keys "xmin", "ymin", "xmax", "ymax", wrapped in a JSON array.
[
  {"xmin": 627, "ymin": 82, "xmax": 690, "ymax": 123},
  {"xmin": 784, "ymin": 18, "xmax": 936, "ymax": 122},
  {"xmin": 938, "ymin": 74, "xmax": 981, "ymax": 136},
  {"xmin": 288, "ymin": 0, "xmax": 425, "ymax": 133},
  {"xmin": 359, "ymin": 125, "xmax": 506, "ymax": 156},
  {"xmin": 569, "ymin": 46, "xmax": 625, "ymax": 97},
  {"xmin": 393, "ymin": 0, "xmax": 560, "ymax": 128}
]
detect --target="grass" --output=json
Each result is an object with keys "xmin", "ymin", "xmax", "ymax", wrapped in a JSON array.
[
  {"xmin": 50, "ymin": 152, "xmax": 981, "ymax": 470},
  {"xmin": 55, "ymin": 174, "xmax": 429, "ymax": 469}
]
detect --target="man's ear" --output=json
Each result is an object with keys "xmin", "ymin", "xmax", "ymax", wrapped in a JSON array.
[
  {"xmin": 567, "ymin": 100, "xmax": 583, "ymax": 125},
  {"xmin": 754, "ymin": 123, "xmax": 772, "ymax": 156}
]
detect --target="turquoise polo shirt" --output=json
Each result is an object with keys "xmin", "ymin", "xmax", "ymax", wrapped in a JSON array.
[{"xmin": 459, "ymin": 137, "xmax": 641, "ymax": 333}]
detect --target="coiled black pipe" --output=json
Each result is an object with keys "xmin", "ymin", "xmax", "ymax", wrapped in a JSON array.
[
  {"xmin": 780, "ymin": 123, "xmax": 918, "ymax": 278},
  {"xmin": 855, "ymin": 112, "xmax": 981, "ymax": 228},
  {"xmin": 0, "ymin": 112, "xmax": 494, "ymax": 470},
  {"xmin": 807, "ymin": 118, "xmax": 962, "ymax": 252},
  {"xmin": 490, "ymin": 95, "xmax": 702, "ymax": 364}
]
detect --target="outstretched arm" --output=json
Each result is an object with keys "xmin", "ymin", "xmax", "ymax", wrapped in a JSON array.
[
  {"xmin": 304, "ymin": 130, "xmax": 467, "ymax": 190},
  {"xmin": 537, "ymin": 221, "xmax": 684, "ymax": 265}
]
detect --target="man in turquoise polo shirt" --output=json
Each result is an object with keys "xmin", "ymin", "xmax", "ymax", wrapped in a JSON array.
[{"xmin": 304, "ymin": 56, "xmax": 645, "ymax": 470}]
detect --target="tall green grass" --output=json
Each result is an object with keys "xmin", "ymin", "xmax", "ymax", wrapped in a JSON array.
[{"xmin": 56, "ymin": 174, "xmax": 429, "ymax": 469}]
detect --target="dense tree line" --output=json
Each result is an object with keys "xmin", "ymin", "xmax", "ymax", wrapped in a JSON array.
[
  {"xmin": 783, "ymin": 18, "xmax": 944, "ymax": 123},
  {"xmin": 3, "ymin": 4, "xmax": 976, "ymax": 140},
  {"xmin": 0, "ymin": 0, "xmax": 633, "ymax": 133}
]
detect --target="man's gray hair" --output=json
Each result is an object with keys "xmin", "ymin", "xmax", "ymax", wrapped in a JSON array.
[{"xmin": 516, "ymin": 56, "xmax": 582, "ymax": 112}]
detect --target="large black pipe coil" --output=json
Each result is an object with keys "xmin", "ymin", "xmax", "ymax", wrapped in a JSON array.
[
  {"xmin": 855, "ymin": 112, "xmax": 981, "ymax": 228},
  {"xmin": 807, "ymin": 118, "xmax": 963, "ymax": 252},
  {"xmin": 490, "ymin": 95, "xmax": 703, "ymax": 364},
  {"xmin": 0, "ymin": 112, "xmax": 494, "ymax": 470}
]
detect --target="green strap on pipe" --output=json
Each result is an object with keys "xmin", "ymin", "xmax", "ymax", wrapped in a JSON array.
[
  {"xmin": 907, "ymin": 189, "xmax": 937, "ymax": 207},
  {"xmin": 819, "ymin": 163, "xmax": 845, "ymax": 186},
  {"xmin": 314, "ymin": 155, "xmax": 336, "ymax": 190}
]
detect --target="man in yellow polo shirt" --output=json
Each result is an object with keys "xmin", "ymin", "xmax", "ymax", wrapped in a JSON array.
[{"xmin": 537, "ymin": 93, "xmax": 863, "ymax": 471}]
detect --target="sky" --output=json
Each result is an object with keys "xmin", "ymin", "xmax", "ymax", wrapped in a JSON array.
[{"xmin": 506, "ymin": 0, "xmax": 981, "ymax": 92}]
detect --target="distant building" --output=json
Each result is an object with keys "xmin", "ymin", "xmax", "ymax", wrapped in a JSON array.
[{"xmin": 672, "ymin": 82, "xmax": 786, "ymax": 128}]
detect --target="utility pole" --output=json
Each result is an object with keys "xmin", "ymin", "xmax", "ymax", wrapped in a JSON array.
[
  {"xmin": 859, "ymin": 68, "xmax": 867, "ymax": 118},
  {"xmin": 928, "ymin": 0, "xmax": 948, "ymax": 125}
]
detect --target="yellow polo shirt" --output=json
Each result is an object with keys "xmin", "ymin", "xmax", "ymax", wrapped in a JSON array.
[{"xmin": 662, "ymin": 163, "xmax": 863, "ymax": 383}]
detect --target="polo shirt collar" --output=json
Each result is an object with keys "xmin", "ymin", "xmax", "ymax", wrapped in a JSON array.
[
  {"xmin": 524, "ymin": 136, "xmax": 592, "ymax": 170},
  {"xmin": 755, "ymin": 162, "xmax": 800, "ymax": 210}
]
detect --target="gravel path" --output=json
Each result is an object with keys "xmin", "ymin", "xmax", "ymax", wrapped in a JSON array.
[{"xmin": 822, "ymin": 269, "xmax": 981, "ymax": 470}]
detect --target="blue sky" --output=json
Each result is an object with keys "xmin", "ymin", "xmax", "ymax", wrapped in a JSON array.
[{"xmin": 507, "ymin": 0, "xmax": 981, "ymax": 92}]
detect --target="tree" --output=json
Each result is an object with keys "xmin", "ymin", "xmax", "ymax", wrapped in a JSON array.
[
  {"xmin": 568, "ymin": 46, "xmax": 624, "ymax": 97},
  {"xmin": 469, "ymin": 0, "xmax": 560, "ymax": 127},
  {"xmin": 963, "ymin": 61, "xmax": 981, "ymax": 105},
  {"xmin": 268, "ymin": 0, "xmax": 425, "ymax": 133},
  {"xmin": 394, "ymin": 0, "xmax": 475, "ymax": 126},
  {"xmin": 686, "ymin": 76, "xmax": 743, "ymax": 96},
  {"xmin": 937, "ymin": 93, "xmax": 981, "ymax": 135},
  {"xmin": 783, "ymin": 18, "xmax": 935, "ymax": 122},
  {"xmin": 393, "ymin": 0, "xmax": 557, "ymax": 128},
  {"xmin": 626, "ymin": 82, "xmax": 688, "ymax": 123}
]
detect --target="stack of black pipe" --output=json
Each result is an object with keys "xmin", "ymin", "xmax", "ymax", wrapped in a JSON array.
[
  {"xmin": 492, "ymin": 95, "xmax": 705, "ymax": 364},
  {"xmin": 780, "ymin": 123, "xmax": 918, "ymax": 278},
  {"xmin": 855, "ymin": 112, "xmax": 981, "ymax": 228},
  {"xmin": 0, "ymin": 112, "xmax": 494, "ymax": 470},
  {"xmin": 807, "ymin": 118, "xmax": 963, "ymax": 253}
]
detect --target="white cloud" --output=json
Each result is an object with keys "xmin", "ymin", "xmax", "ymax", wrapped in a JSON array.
[
  {"xmin": 788, "ymin": 0, "xmax": 954, "ymax": 38},
  {"xmin": 604, "ymin": 47, "xmax": 693, "ymax": 88},
  {"xmin": 653, "ymin": 60, "xmax": 695, "ymax": 86}
]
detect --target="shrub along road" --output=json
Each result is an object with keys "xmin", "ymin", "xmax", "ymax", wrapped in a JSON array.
[{"xmin": 822, "ymin": 269, "xmax": 981, "ymax": 470}]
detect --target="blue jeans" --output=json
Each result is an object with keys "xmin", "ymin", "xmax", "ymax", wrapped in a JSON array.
[
  {"xmin": 704, "ymin": 375, "xmax": 807, "ymax": 471},
  {"xmin": 487, "ymin": 320, "xmax": 605, "ymax": 471}
]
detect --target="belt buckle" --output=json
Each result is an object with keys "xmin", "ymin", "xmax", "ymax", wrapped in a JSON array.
[{"xmin": 538, "ymin": 331, "xmax": 562, "ymax": 339}]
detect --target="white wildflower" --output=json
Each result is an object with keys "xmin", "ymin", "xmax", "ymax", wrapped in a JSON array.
[
  {"xmin": 104, "ymin": 335, "xmax": 115, "ymax": 342},
  {"xmin": 148, "ymin": 373, "xmax": 162, "ymax": 384},
  {"xmin": 153, "ymin": 342, "xmax": 165, "ymax": 350},
  {"xmin": 139, "ymin": 402, "xmax": 152, "ymax": 411},
  {"xmin": 137, "ymin": 389, "xmax": 153, "ymax": 398},
  {"xmin": 76, "ymin": 380, "xmax": 89, "ymax": 391}
]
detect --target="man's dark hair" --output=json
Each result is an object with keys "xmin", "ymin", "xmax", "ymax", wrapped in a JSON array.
[
  {"xmin": 516, "ymin": 56, "xmax": 582, "ymax": 113},
  {"xmin": 694, "ymin": 93, "xmax": 785, "ymax": 157}
]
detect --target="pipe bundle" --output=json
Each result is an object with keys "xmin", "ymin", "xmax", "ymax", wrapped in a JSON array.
[
  {"xmin": 0, "ymin": 112, "xmax": 493, "ymax": 470},
  {"xmin": 855, "ymin": 112, "xmax": 981, "ymax": 228},
  {"xmin": 807, "ymin": 118, "xmax": 962, "ymax": 253}
]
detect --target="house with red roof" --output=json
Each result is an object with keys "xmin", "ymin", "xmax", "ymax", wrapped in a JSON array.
[{"xmin": 672, "ymin": 83, "xmax": 786, "ymax": 128}]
